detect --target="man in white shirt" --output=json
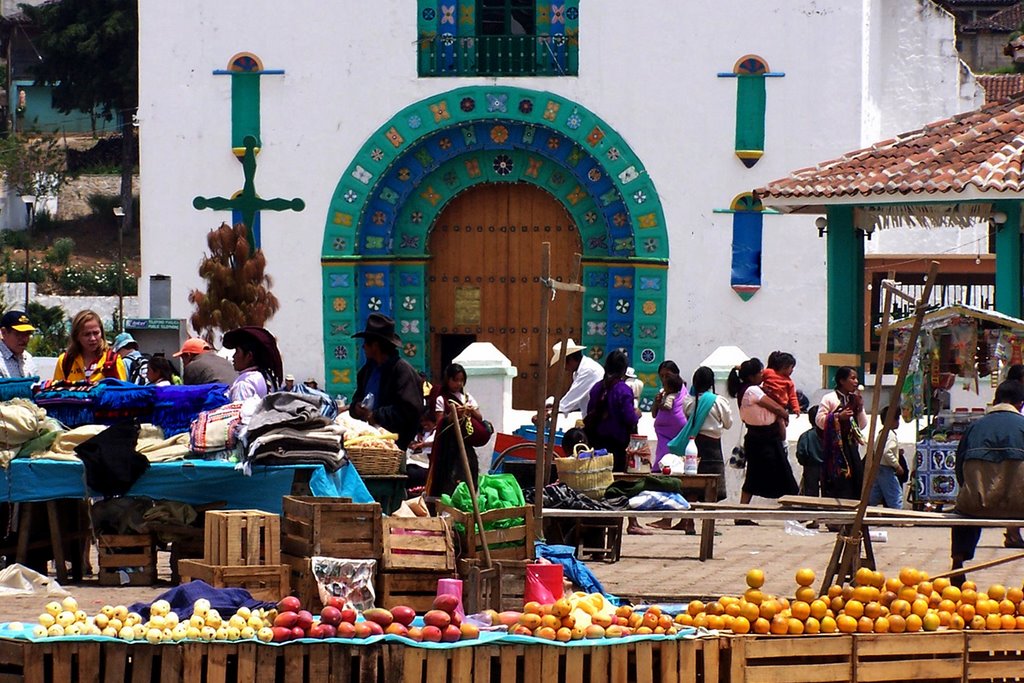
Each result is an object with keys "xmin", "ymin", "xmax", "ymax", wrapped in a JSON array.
[
  {"xmin": 550, "ymin": 339, "xmax": 603, "ymax": 416},
  {"xmin": 0, "ymin": 310, "xmax": 37, "ymax": 379}
]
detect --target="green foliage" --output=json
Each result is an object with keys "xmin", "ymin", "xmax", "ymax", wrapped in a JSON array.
[
  {"xmin": 20, "ymin": 0, "xmax": 138, "ymax": 120},
  {"xmin": 0, "ymin": 230, "xmax": 28, "ymax": 250},
  {"xmin": 25, "ymin": 301, "xmax": 68, "ymax": 358},
  {"xmin": 0, "ymin": 256, "xmax": 47, "ymax": 283},
  {"xmin": 45, "ymin": 237, "xmax": 75, "ymax": 265},
  {"xmin": 0, "ymin": 135, "xmax": 67, "ymax": 198},
  {"xmin": 55, "ymin": 263, "xmax": 137, "ymax": 296}
]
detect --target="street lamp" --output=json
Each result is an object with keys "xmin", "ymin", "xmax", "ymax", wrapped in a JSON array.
[
  {"xmin": 113, "ymin": 206, "xmax": 125, "ymax": 331},
  {"xmin": 20, "ymin": 194, "xmax": 35, "ymax": 310}
]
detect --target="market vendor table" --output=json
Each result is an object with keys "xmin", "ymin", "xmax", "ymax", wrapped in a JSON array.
[{"xmin": 1, "ymin": 459, "xmax": 374, "ymax": 583}]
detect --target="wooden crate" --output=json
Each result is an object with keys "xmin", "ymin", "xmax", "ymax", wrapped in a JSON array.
[
  {"xmin": 853, "ymin": 632, "xmax": 964, "ymax": 683},
  {"xmin": 178, "ymin": 560, "xmax": 289, "ymax": 602},
  {"xmin": 382, "ymin": 516, "xmax": 455, "ymax": 571},
  {"xmin": 95, "ymin": 533, "xmax": 157, "ymax": 586},
  {"xmin": 724, "ymin": 634, "xmax": 854, "ymax": 683},
  {"xmin": 966, "ymin": 631, "xmax": 1024, "ymax": 682},
  {"xmin": 18, "ymin": 639, "xmax": 181, "ymax": 683},
  {"xmin": 377, "ymin": 570, "xmax": 455, "ymax": 612},
  {"xmin": 280, "ymin": 496, "xmax": 382, "ymax": 558},
  {"xmin": 458, "ymin": 558, "xmax": 528, "ymax": 613},
  {"xmin": 204, "ymin": 510, "xmax": 281, "ymax": 566},
  {"xmin": 281, "ymin": 552, "xmax": 322, "ymax": 611},
  {"xmin": 436, "ymin": 503, "xmax": 536, "ymax": 561}
]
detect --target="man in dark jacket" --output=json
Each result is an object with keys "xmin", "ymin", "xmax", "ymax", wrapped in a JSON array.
[
  {"xmin": 349, "ymin": 314, "xmax": 423, "ymax": 450},
  {"xmin": 950, "ymin": 380, "xmax": 1024, "ymax": 584}
]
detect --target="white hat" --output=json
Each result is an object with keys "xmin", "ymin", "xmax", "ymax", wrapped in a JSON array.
[
  {"xmin": 550, "ymin": 339, "xmax": 587, "ymax": 367},
  {"xmin": 285, "ymin": 374, "xmax": 295, "ymax": 382},
  {"xmin": 626, "ymin": 366, "xmax": 638, "ymax": 380}
]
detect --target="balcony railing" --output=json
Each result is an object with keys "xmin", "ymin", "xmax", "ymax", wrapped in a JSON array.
[{"xmin": 419, "ymin": 33, "xmax": 578, "ymax": 77}]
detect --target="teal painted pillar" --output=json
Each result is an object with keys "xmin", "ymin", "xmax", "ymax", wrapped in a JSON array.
[
  {"xmin": 825, "ymin": 206, "xmax": 864, "ymax": 360},
  {"xmin": 995, "ymin": 201, "xmax": 1023, "ymax": 319}
]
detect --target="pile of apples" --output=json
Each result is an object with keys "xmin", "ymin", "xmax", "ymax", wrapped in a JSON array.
[{"xmin": 499, "ymin": 593, "xmax": 680, "ymax": 641}]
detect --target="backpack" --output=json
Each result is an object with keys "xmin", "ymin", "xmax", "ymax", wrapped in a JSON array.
[{"xmin": 126, "ymin": 352, "xmax": 151, "ymax": 385}]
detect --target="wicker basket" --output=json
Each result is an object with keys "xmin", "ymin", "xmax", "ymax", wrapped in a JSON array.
[
  {"xmin": 346, "ymin": 444, "xmax": 403, "ymax": 475},
  {"xmin": 554, "ymin": 448, "xmax": 614, "ymax": 500}
]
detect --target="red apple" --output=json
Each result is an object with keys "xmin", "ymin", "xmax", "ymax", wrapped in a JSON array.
[
  {"xmin": 442, "ymin": 624, "xmax": 462, "ymax": 643},
  {"xmin": 320, "ymin": 606, "xmax": 342, "ymax": 627},
  {"xmin": 274, "ymin": 612, "xmax": 298, "ymax": 629},
  {"xmin": 421, "ymin": 625, "xmax": 442, "ymax": 642},
  {"xmin": 391, "ymin": 605, "xmax": 416, "ymax": 627},
  {"xmin": 271, "ymin": 626, "xmax": 293, "ymax": 642},
  {"xmin": 318, "ymin": 624, "xmax": 336, "ymax": 639},
  {"xmin": 336, "ymin": 622, "xmax": 355, "ymax": 639},
  {"xmin": 340, "ymin": 608, "xmax": 358, "ymax": 624},
  {"xmin": 277, "ymin": 596, "xmax": 302, "ymax": 613},
  {"xmin": 296, "ymin": 610, "xmax": 314, "ymax": 632},
  {"xmin": 291, "ymin": 626, "xmax": 306, "ymax": 640}
]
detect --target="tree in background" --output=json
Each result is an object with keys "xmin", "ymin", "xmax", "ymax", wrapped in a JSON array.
[
  {"xmin": 26, "ymin": 301, "xmax": 69, "ymax": 357},
  {"xmin": 188, "ymin": 223, "xmax": 279, "ymax": 342},
  {"xmin": 0, "ymin": 134, "xmax": 67, "ymax": 201},
  {"xmin": 21, "ymin": 0, "xmax": 138, "ymax": 230}
]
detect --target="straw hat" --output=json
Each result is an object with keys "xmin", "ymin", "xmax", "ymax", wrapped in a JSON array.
[{"xmin": 549, "ymin": 339, "xmax": 587, "ymax": 367}]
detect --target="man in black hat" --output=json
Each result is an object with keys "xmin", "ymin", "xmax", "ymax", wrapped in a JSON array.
[
  {"xmin": 0, "ymin": 310, "xmax": 37, "ymax": 378},
  {"xmin": 350, "ymin": 313, "xmax": 423, "ymax": 450}
]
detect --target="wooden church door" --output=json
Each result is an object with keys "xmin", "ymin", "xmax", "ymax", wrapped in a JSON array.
[{"xmin": 427, "ymin": 182, "xmax": 581, "ymax": 409}]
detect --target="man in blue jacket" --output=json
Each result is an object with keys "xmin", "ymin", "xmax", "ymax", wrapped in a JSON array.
[{"xmin": 950, "ymin": 380, "xmax": 1024, "ymax": 584}]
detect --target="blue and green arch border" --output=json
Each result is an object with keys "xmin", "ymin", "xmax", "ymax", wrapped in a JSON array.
[{"xmin": 321, "ymin": 86, "xmax": 669, "ymax": 408}]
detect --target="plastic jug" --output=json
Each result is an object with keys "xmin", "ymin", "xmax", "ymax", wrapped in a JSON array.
[{"xmin": 683, "ymin": 438, "xmax": 699, "ymax": 474}]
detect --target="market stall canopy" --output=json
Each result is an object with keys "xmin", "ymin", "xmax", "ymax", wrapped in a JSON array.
[
  {"xmin": 883, "ymin": 303, "xmax": 1024, "ymax": 333},
  {"xmin": 753, "ymin": 94, "xmax": 1024, "ymax": 218}
]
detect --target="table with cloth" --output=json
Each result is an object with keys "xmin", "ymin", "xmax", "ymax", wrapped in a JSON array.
[{"xmin": 1, "ymin": 459, "xmax": 374, "ymax": 582}]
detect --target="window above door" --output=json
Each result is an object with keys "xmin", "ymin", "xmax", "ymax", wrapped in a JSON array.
[{"xmin": 417, "ymin": 0, "xmax": 579, "ymax": 77}]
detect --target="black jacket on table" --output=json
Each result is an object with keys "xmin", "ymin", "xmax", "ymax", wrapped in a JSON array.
[{"xmin": 352, "ymin": 352, "xmax": 423, "ymax": 450}]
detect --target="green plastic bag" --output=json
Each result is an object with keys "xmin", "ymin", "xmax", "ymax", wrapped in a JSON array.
[{"xmin": 440, "ymin": 474, "xmax": 526, "ymax": 532}]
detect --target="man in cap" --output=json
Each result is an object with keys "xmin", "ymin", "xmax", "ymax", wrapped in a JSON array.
[
  {"xmin": 113, "ymin": 332, "xmax": 149, "ymax": 384},
  {"xmin": 350, "ymin": 313, "xmax": 423, "ymax": 450},
  {"xmin": 174, "ymin": 337, "xmax": 238, "ymax": 386},
  {"xmin": 283, "ymin": 374, "xmax": 296, "ymax": 391},
  {"xmin": 0, "ymin": 310, "xmax": 37, "ymax": 378},
  {"xmin": 550, "ymin": 339, "xmax": 603, "ymax": 416}
]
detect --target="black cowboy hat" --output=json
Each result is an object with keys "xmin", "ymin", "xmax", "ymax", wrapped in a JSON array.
[
  {"xmin": 352, "ymin": 313, "xmax": 402, "ymax": 347},
  {"xmin": 223, "ymin": 326, "xmax": 284, "ymax": 381}
]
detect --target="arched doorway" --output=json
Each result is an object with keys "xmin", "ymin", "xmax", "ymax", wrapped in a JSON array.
[{"xmin": 428, "ymin": 182, "xmax": 582, "ymax": 408}]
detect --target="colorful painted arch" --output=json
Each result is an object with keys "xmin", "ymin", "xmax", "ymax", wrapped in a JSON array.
[{"xmin": 321, "ymin": 85, "xmax": 669, "ymax": 405}]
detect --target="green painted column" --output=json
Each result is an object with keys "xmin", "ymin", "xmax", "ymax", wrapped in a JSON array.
[
  {"xmin": 995, "ymin": 201, "xmax": 1023, "ymax": 319},
  {"xmin": 825, "ymin": 206, "xmax": 864, "ymax": 359}
]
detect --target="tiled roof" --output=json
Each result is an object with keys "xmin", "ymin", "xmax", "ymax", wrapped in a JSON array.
[
  {"xmin": 939, "ymin": 0, "xmax": 1018, "ymax": 7},
  {"xmin": 756, "ymin": 95, "xmax": 1024, "ymax": 201},
  {"xmin": 978, "ymin": 74, "xmax": 1024, "ymax": 102},
  {"xmin": 964, "ymin": 2, "xmax": 1024, "ymax": 31}
]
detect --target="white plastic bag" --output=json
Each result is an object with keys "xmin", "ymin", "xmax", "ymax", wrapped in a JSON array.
[{"xmin": 658, "ymin": 453, "xmax": 686, "ymax": 475}]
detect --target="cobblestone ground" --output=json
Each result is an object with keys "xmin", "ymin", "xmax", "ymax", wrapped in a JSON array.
[{"xmin": 1, "ymin": 523, "xmax": 1022, "ymax": 623}]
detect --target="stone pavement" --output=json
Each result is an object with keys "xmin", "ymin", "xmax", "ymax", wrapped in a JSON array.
[{"xmin": 2, "ymin": 522, "xmax": 1024, "ymax": 623}]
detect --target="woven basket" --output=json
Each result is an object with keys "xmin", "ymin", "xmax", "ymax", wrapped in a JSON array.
[
  {"xmin": 555, "ymin": 449, "xmax": 614, "ymax": 500},
  {"xmin": 347, "ymin": 445, "xmax": 403, "ymax": 475}
]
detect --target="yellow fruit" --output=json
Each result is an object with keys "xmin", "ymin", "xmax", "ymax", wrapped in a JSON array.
[
  {"xmin": 1008, "ymin": 587, "xmax": 1024, "ymax": 604},
  {"xmin": 795, "ymin": 587, "xmax": 817, "ymax": 604},
  {"xmin": 687, "ymin": 600, "xmax": 705, "ymax": 617},
  {"xmin": 809, "ymin": 599, "xmax": 828, "ymax": 620},
  {"xmin": 46, "ymin": 624, "xmax": 63, "ymax": 637},
  {"xmin": 57, "ymin": 611, "xmax": 75, "ymax": 628},
  {"xmin": 932, "ymin": 577, "xmax": 951, "ymax": 593},
  {"xmin": 740, "ymin": 601, "xmax": 760, "ymax": 621},
  {"xmin": 44, "ymin": 602, "xmax": 62, "ymax": 617},
  {"xmin": 1000, "ymin": 614, "xmax": 1017, "ymax": 630},
  {"xmin": 922, "ymin": 613, "xmax": 940, "ymax": 631},
  {"xmin": 787, "ymin": 618, "xmax": 804, "ymax": 635},
  {"xmin": 837, "ymin": 615, "xmax": 858, "ymax": 633},
  {"xmin": 113, "ymin": 606, "xmax": 128, "ymax": 621},
  {"xmin": 844, "ymin": 600, "xmax": 865, "ymax": 619},
  {"xmin": 854, "ymin": 567, "xmax": 875, "ymax": 586},
  {"xmin": 747, "ymin": 569, "xmax": 766, "ymax": 589},
  {"xmin": 791, "ymin": 601, "xmax": 811, "ymax": 621},
  {"xmin": 60, "ymin": 597, "xmax": 79, "ymax": 613},
  {"xmin": 769, "ymin": 616, "xmax": 789, "ymax": 635},
  {"xmin": 950, "ymin": 614, "xmax": 966, "ymax": 630},
  {"xmin": 874, "ymin": 616, "xmax": 890, "ymax": 633},
  {"xmin": 905, "ymin": 614, "xmax": 923, "ymax": 632},
  {"xmin": 759, "ymin": 600, "xmax": 779, "ymax": 620},
  {"xmin": 38, "ymin": 613, "xmax": 55, "ymax": 628},
  {"xmin": 889, "ymin": 599, "xmax": 911, "ymax": 618},
  {"xmin": 820, "ymin": 616, "xmax": 838, "ymax": 633},
  {"xmin": 976, "ymin": 600, "xmax": 992, "ymax": 618},
  {"xmin": 856, "ymin": 616, "xmax": 874, "ymax": 633},
  {"xmin": 744, "ymin": 589, "xmax": 764, "ymax": 605},
  {"xmin": 118, "ymin": 626, "xmax": 135, "ymax": 641},
  {"xmin": 732, "ymin": 616, "xmax": 751, "ymax": 634},
  {"xmin": 864, "ymin": 602, "xmax": 883, "ymax": 620},
  {"xmin": 795, "ymin": 568, "xmax": 815, "ymax": 587},
  {"xmin": 257, "ymin": 627, "xmax": 273, "ymax": 642},
  {"xmin": 897, "ymin": 586, "xmax": 918, "ymax": 602},
  {"xmin": 917, "ymin": 581, "xmax": 934, "ymax": 597},
  {"xmin": 887, "ymin": 615, "xmax": 906, "ymax": 633},
  {"xmin": 911, "ymin": 599, "xmax": 929, "ymax": 618},
  {"xmin": 753, "ymin": 618, "xmax": 770, "ymax": 634},
  {"xmin": 989, "ymin": 584, "xmax": 1008, "ymax": 601}
]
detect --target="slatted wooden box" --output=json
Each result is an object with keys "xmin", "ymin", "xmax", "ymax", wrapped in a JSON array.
[
  {"xmin": 853, "ymin": 632, "xmax": 965, "ymax": 683},
  {"xmin": 280, "ymin": 496, "xmax": 382, "ymax": 559},
  {"xmin": 381, "ymin": 517, "xmax": 455, "ymax": 572},
  {"xmin": 376, "ymin": 570, "xmax": 455, "ymax": 612},
  {"xmin": 436, "ymin": 503, "xmax": 536, "ymax": 561},
  {"xmin": 178, "ymin": 560, "xmax": 289, "ymax": 602},
  {"xmin": 203, "ymin": 510, "xmax": 280, "ymax": 566},
  {"xmin": 723, "ymin": 633, "xmax": 854, "ymax": 683},
  {"xmin": 281, "ymin": 552, "xmax": 322, "ymax": 611},
  {"xmin": 96, "ymin": 533, "xmax": 157, "ymax": 586},
  {"xmin": 458, "ymin": 558, "xmax": 528, "ymax": 613}
]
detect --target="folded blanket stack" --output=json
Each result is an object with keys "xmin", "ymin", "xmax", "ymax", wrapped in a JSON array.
[
  {"xmin": 0, "ymin": 376, "xmax": 38, "ymax": 402},
  {"xmin": 243, "ymin": 393, "xmax": 346, "ymax": 471}
]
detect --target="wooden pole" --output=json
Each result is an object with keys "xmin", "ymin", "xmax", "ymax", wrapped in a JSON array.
[
  {"xmin": 533, "ymin": 243, "xmax": 552, "ymax": 526},
  {"xmin": 450, "ymin": 401, "xmax": 492, "ymax": 568},
  {"xmin": 930, "ymin": 551, "xmax": 1024, "ymax": 580},
  {"xmin": 822, "ymin": 261, "xmax": 939, "ymax": 590}
]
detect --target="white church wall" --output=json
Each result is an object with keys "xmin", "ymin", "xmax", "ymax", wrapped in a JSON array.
[{"xmin": 138, "ymin": 0, "xmax": 977, "ymax": 395}]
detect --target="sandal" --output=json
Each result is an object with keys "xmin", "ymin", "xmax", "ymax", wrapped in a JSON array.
[
  {"xmin": 735, "ymin": 519, "xmax": 758, "ymax": 526},
  {"xmin": 627, "ymin": 525, "xmax": 654, "ymax": 535}
]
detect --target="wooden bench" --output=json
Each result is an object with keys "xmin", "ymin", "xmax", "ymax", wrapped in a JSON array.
[{"xmin": 612, "ymin": 472, "xmax": 719, "ymax": 560}]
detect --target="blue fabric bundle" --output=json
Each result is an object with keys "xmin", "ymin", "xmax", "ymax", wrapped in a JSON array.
[
  {"xmin": 92, "ymin": 379, "xmax": 156, "ymax": 423},
  {"xmin": 151, "ymin": 383, "xmax": 229, "ymax": 436},
  {"xmin": 0, "ymin": 376, "xmax": 37, "ymax": 401},
  {"xmin": 33, "ymin": 381, "xmax": 107, "ymax": 427},
  {"xmin": 128, "ymin": 579, "xmax": 273, "ymax": 619}
]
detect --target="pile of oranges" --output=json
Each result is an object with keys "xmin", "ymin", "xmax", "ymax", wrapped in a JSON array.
[{"xmin": 674, "ymin": 566, "xmax": 1024, "ymax": 635}]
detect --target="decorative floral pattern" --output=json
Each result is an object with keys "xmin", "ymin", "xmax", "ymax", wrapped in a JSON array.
[
  {"xmin": 403, "ymin": 343, "xmax": 418, "ymax": 357},
  {"xmin": 399, "ymin": 273, "xmax": 420, "ymax": 287},
  {"xmin": 330, "ymin": 322, "xmax": 349, "ymax": 336},
  {"xmin": 493, "ymin": 154, "xmax": 514, "ymax": 176},
  {"xmin": 408, "ymin": 114, "xmax": 422, "ymax": 129},
  {"xmin": 439, "ymin": 137, "xmax": 452, "ymax": 150},
  {"xmin": 486, "ymin": 93, "xmax": 508, "ymax": 113},
  {"xmin": 329, "ymin": 273, "xmax": 350, "ymax": 288},
  {"xmin": 588, "ymin": 168, "xmax": 602, "ymax": 182},
  {"xmin": 460, "ymin": 97, "xmax": 475, "ymax": 112},
  {"xmin": 588, "ymin": 347, "xmax": 604, "ymax": 361},
  {"xmin": 641, "ymin": 348, "xmax": 657, "ymax": 364},
  {"xmin": 400, "ymin": 235, "xmax": 420, "ymax": 249},
  {"xmin": 547, "ymin": 136, "xmax": 561, "ymax": 150},
  {"xmin": 332, "ymin": 297, "xmax": 348, "ymax": 312},
  {"xmin": 584, "ymin": 211, "xmax": 598, "ymax": 224},
  {"xmin": 519, "ymin": 99, "xmax": 534, "ymax": 114},
  {"xmin": 334, "ymin": 346, "xmax": 348, "ymax": 360},
  {"xmin": 398, "ymin": 168, "xmax": 411, "ymax": 182},
  {"xmin": 606, "ymin": 147, "xmax": 620, "ymax": 161},
  {"xmin": 490, "ymin": 125, "xmax": 509, "ymax": 144},
  {"xmin": 440, "ymin": 32, "xmax": 455, "ymax": 46},
  {"xmin": 566, "ymin": 6, "xmax": 579, "ymax": 20},
  {"xmin": 402, "ymin": 296, "xmax": 417, "ymax": 311},
  {"xmin": 643, "ymin": 238, "xmax": 658, "ymax": 253},
  {"xmin": 566, "ymin": 111, "xmax": 582, "ymax": 130},
  {"xmin": 367, "ymin": 296, "xmax": 383, "ymax": 311},
  {"xmin": 443, "ymin": 171, "xmax": 458, "ymax": 186},
  {"xmin": 613, "ymin": 212, "xmax": 627, "ymax": 227},
  {"xmin": 372, "ymin": 211, "xmax": 386, "ymax": 225},
  {"xmin": 633, "ymin": 191, "xmax": 647, "ymax": 204},
  {"xmin": 587, "ymin": 321, "xmax": 607, "ymax": 336},
  {"xmin": 552, "ymin": 5, "xmax": 565, "ymax": 24},
  {"xmin": 422, "ymin": 7, "xmax": 435, "ymax": 20},
  {"xmin": 615, "ymin": 299, "xmax": 631, "ymax": 314},
  {"xmin": 642, "ymin": 300, "xmax": 657, "ymax": 315},
  {"xmin": 590, "ymin": 298, "xmax": 606, "ymax": 312},
  {"xmin": 333, "ymin": 237, "xmax": 347, "ymax": 251},
  {"xmin": 343, "ymin": 190, "xmax": 357, "ymax": 203},
  {"xmin": 370, "ymin": 148, "xmax": 384, "ymax": 162},
  {"xmin": 639, "ymin": 397, "xmax": 654, "ymax": 412},
  {"xmin": 352, "ymin": 166, "xmax": 373, "ymax": 184},
  {"xmin": 401, "ymin": 320, "xmax": 420, "ymax": 334},
  {"xmin": 410, "ymin": 211, "xmax": 423, "ymax": 224},
  {"xmin": 551, "ymin": 171, "xmax": 565, "ymax": 186}
]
